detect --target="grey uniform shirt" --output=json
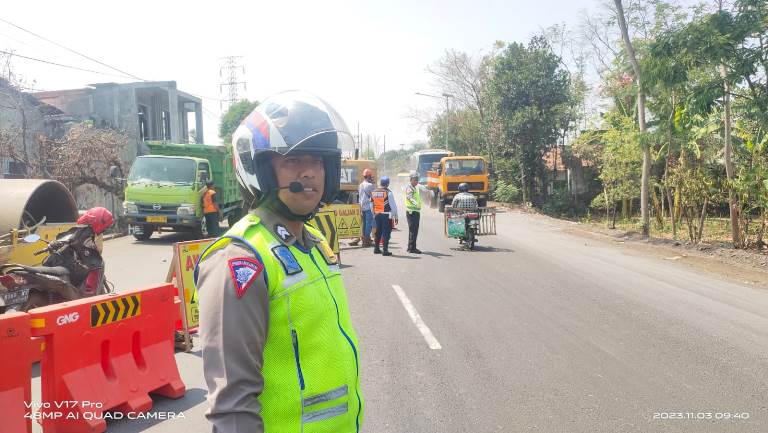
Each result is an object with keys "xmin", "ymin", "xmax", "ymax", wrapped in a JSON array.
[
  {"xmin": 198, "ymin": 207, "xmax": 322, "ymax": 433},
  {"xmin": 358, "ymin": 180, "xmax": 375, "ymax": 212}
]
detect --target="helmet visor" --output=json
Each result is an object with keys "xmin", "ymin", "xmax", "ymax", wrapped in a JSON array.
[{"xmin": 260, "ymin": 91, "xmax": 352, "ymax": 154}]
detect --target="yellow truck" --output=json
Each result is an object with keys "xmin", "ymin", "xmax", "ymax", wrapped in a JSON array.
[{"xmin": 426, "ymin": 156, "xmax": 490, "ymax": 212}]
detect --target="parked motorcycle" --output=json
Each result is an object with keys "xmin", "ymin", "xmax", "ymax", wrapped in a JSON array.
[{"xmin": 0, "ymin": 207, "xmax": 114, "ymax": 313}]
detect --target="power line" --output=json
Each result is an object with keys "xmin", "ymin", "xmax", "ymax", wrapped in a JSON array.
[
  {"xmin": 0, "ymin": 50, "xmax": 138, "ymax": 80},
  {"xmin": 0, "ymin": 17, "xmax": 146, "ymax": 82}
]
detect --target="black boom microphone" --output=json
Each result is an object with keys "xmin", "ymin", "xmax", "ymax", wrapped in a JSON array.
[{"xmin": 280, "ymin": 181, "xmax": 307, "ymax": 193}]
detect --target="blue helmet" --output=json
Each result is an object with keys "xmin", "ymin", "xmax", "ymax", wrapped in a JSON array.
[{"xmin": 380, "ymin": 176, "xmax": 390, "ymax": 187}]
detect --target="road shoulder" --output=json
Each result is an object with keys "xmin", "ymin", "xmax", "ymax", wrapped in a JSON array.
[{"xmin": 491, "ymin": 202, "xmax": 768, "ymax": 288}]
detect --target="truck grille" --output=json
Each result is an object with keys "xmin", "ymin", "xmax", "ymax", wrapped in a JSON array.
[
  {"xmin": 137, "ymin": 204, "xmax": 180, "ymax": 215},
  {"xmin": 447, "ymin": 182, "xmax": 485, "ymax": 191}
]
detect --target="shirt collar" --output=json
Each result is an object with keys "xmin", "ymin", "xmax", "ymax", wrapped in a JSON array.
[{"xmin": 251, "ymin": 207, "xmax": 320, "ymax": 250}]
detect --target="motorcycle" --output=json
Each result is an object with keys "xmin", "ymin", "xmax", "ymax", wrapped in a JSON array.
[
  {"xmin": 446, "ymin": 208, "xmax": 482, "ymax": 251},
  {"xmin": 0, "ymin": 207, "xmax": 114, "ymax": 313},
  {"xmin": 459, "ymin": 212, "xmax": 481, "ymax": 250}
]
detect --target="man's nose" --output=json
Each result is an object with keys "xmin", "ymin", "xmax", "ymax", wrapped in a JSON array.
[{"xmin": 298, "ymin": 162, "xmax": 319, "ymax": 178}]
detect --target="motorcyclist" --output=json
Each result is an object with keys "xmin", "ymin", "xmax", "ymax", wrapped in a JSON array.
[
  {"xmin": 451, "ymin": 183, "xmax": 479, "ymax": 245},
  {"xmin": 451, "ymin": 183, "xmax": 478, "ymax": 210}
]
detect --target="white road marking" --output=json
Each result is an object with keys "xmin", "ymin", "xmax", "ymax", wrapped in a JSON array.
[{"xmin": 392, "ymin": 284, "xmax": 442, "ymax": 350}]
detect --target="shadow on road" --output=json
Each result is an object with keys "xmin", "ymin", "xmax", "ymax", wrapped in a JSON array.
[
  {"xmin": 129, "ymin": 232, "xmax": 194, "ymax": 245},
  {"xmin": 419, "ymin": 251, "xmax": 452, "ymax": 259},
  {"xmin": 448, "ymin": 245, "xmax": 514, "ymax": 253}
]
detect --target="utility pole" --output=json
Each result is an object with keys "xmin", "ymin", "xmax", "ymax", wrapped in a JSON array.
[
  {"xmin": 442, "ymin": 93, "xmax": 452, "ymax": 152},
  {"xmin": 219, "ymin": 56, "xmax": 247, "ymax": 110}
]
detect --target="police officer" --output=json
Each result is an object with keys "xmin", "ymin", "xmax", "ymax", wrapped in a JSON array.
[
  {"xmin": 404, "ymin": 171, "xmax": 422, "ymax": 254},
  {"xmin": 196, "ymin": 91, "xmax": 364, "ymax": 433}
]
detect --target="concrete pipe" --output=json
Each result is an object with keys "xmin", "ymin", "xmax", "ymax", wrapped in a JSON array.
[{"xmin": 0, "ymin": 179, "xmax": 78, "ymax": 234}]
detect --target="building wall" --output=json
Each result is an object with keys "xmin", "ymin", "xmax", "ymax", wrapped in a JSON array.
[{"xmin": 0, "ymin": 82, "xmax": 61, "ymax": 176}]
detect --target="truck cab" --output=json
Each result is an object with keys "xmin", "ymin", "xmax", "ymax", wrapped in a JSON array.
[
  {"xmin": 427, "ymin": 156, "xmax": 490, "ymax": 212},
  {"xmin": 123, "ymin": 156, "xmax": 210, "ymax": 240},
  {"xmin": 123, "ymin": 142, "xmax": 244, "ymax": 241}
]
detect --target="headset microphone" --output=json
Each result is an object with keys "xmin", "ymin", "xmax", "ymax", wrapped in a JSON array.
[{"xmin": 279, "ymin": 181, "xmax": 309, "ymax": 193}]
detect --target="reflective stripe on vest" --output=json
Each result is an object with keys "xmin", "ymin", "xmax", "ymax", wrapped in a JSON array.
[
  {"xmin": 371, "ymin": 189, "xmax": 390, "ymax": 214},
  {"xmin": 199, "ymin": 214, "xmax": 364, "ymax": 432}
]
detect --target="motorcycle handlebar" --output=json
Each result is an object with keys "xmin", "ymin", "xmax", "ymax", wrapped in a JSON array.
[{"xmin": 33, "ymin": 248, "xmax": 49, "ymax": 256}]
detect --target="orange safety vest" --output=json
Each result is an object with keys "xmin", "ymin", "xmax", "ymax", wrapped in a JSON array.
[
  {"xmin": 202, "ymin": 189, "xmax": 219, "ymax": 213},
  {"xmin": 371, "ymin": 188, "xmax": 391, "ymax": 214}
]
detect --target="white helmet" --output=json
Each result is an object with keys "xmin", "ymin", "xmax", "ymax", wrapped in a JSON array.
[{"xmin": 231, "ymin": 90, "xmax": 353, "ymax": 204}]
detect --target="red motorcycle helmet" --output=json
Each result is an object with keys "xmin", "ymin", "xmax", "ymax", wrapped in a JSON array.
[{"xmin": 77, "ymin": 207, "xmax": 114, "ymax": 235}]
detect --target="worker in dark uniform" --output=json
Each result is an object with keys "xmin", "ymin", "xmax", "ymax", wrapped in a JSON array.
[{"xmin": 195, "ymin": 91, "xmax": 364, "ymax": 433}]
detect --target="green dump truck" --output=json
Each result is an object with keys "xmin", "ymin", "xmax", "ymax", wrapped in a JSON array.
[{"xmin": 123, "ymin": 142, "xmax": 243, "ymax": 240}]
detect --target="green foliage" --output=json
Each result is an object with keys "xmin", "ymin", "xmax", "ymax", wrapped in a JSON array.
[
  {"xmin": 487, "ymin": 36, "xmax": 572, "ymax": 203},
  {"xmin": 493, "ymin": 179, "xmax": 520, "ymax": 203},
  {"xmin": 427, "ymin": 108, "xmax": 483, "ymax": 155},
  {"xmin": 418, "ymin": 0, "xmax": 768, "ymax": 245},
  {"xmin": 599, "ymin": 112, "xmax": 642, "ymax": 204},
  {"xmin": 219, "ymin": 100, "xmax": 260, "ymax": 145},
  {"xmin": 542, "ymin": 186, "xmax": 573, "ymax": 217}
]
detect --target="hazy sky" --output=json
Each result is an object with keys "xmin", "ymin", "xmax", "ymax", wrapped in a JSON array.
[{"xmin": 2, "ymin": 0, "xmax": 600, "ymax": 150}]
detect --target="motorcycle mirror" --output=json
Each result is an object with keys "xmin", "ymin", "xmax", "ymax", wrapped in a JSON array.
[{"xmin": 22, "ymin": 234, "xmax": 41, "ymax": 243}]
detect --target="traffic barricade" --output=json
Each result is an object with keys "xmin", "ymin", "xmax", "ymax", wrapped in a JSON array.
[
  {"xmin": 28, "ymin": 284, "xmax": 186, "ymax": 433},
  {"xmin": 0, "ymin": 311, "xmax": 35, "ymax": 433}
]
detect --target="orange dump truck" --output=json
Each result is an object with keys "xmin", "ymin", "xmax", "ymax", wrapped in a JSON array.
[{"xmin": 427, "ymin": 155, "xmax": 490, "ymax": 212}]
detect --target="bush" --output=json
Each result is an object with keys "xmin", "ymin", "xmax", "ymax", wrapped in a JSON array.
[
  {"xmin": 494, "ymin": 180, "xmax": 520, "ymax": 203},
  {"xmin": 542, "ymin": 187, "xmax": 575, "ymax": 217}
]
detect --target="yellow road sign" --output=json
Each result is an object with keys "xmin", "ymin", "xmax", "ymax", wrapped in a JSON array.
[
  {"xmin": 325, "ymin": 204, "xmax": 361, "ymax": 239},
  {"xmin": 309, "ymin": 210, "xmax": 339, "ymax": 254},
  {"xmin": 173, "ymin": 238, "xmax": 214, "ymax": 330}
]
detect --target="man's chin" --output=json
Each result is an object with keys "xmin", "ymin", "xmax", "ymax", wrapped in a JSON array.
[{"xmin": 286, "ymin": 201, "xmax": 320, "ymax": 216}]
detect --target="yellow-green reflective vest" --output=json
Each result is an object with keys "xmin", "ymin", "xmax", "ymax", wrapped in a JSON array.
[
  {"xmin": 405, "ymin": 184, "xmax": 422, "ymax": 212},
  {"xmin": 201, "ymin": 214, "xmax": 364, "ymax": 432}
]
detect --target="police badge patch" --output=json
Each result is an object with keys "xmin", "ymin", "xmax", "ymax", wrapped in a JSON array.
[
  {"xmin": 227, "ymin": 257, "xmax": 264, "ymax": 299},
  {"xmin": 274, "ymin": 224, "xmax": 294, "ymax": 242},
  {"xmin": 271, "ymin": 245, "xmax": 303, "ymax": 275}
]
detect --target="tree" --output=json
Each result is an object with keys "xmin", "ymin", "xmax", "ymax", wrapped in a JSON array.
[
  {"xmin": 0, "ymin": 121, "xmax": 130, "ymax": 196},
  {"xmin": 427, "ymin": 45, "xmax": 503, "ymax": 166},
  {"xmin": 486, "ymin": 36, "xmax": 572, "ymax": 204},
  {"xmin": 646, "ymin": 0, "xmax": 768, "ymax": 246},
  {"xmin": 427, "ymin": 108, "xmax": 483, "ymax": 155},
  {"xmin": 613, "ymin": 0, "xmax": 651, "ymax": 237},
  {"xmin": 219, "ymin": 99, "xmax": 259, "ymax": 145}
]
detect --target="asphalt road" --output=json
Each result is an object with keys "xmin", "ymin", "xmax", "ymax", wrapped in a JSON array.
[{"xmin": 35, "ymin": 204, "xmax": 767, "ymax": 433}]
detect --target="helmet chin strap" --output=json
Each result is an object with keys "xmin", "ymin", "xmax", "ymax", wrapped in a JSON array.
[{"xmin": 262, "ymin": 192, "xmax": 316, "ymax": 222}]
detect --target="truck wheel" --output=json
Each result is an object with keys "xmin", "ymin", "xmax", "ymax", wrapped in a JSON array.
[
  {"xmin": 438, "ymin": 194, "xmax": 445, "ymax": 213},
  {"xmin": 133, "ymin": 226, "xmax": 154, "ymax": 241},
  {"xmin": 478, "ymin": 198, "xmax": 487, "ymax": 207}
]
